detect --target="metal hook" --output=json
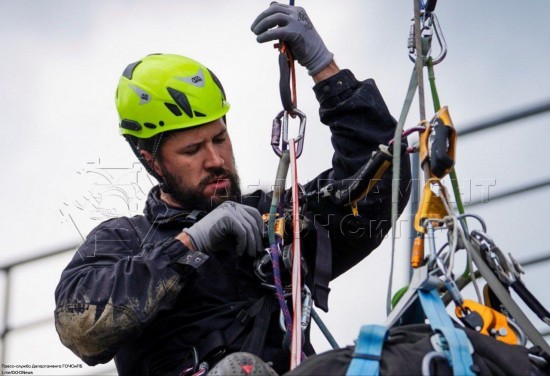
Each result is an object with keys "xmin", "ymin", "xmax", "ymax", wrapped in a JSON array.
[
  {"xmin": 430, "ymin": 13, "xmax": 447, "ymax": 64},
  {"xmin": 408, "ymin": 12, "xmax": 447, "ymax": 65},
  {"xmin": 271, "ymin": 109, "xmax": 307, "ymax": 158}
]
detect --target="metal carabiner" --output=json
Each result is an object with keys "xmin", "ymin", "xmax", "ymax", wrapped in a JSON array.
[
  {"xmin": 271, "ymin": 109, "xmax": 307, "ymax": 158},
  {"xmin": 278, "ymin": 286, "xmax": 313, "ymax": 335},
  {"xmin": 271, "ymin": 111, "xmax": 285, "ymax": 157},
  {"xmin": 254, "ymin": 250, "xmax": 273, "ymax": 283},
  {"xmin": 408, "ymin": 12, "xmax": 447, "ymax": 65},
  {"xmin": 471, "ymin": 230, "xmax": 496, "ymax": 247},
  {"xmin": 471, "ymin": 230, "xmax": 517, "ymax": 285},
  {"xmin": 435, "ymin": 256, "xmax": 465, "ymax": 308},
  {"xmin": 301, "ymin": 285, "xmax": 313, "ymax": 332},
  {"xmin": 430, "ymin": 13, "xmax": 447, "ymax": 64}
]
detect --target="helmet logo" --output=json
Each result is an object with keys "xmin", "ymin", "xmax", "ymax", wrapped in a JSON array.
[
  {"xmin": 129, "ymin": 85, "xmax": 151, "ymax": 105},
  {"xmin": 177, "ymin": 68, "xmax": 205, "ymax": 88}
]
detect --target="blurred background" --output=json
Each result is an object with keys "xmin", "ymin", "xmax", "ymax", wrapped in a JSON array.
[{"xmin": 1, "ymin": 1, "xmax": 549, "ymax": 374}]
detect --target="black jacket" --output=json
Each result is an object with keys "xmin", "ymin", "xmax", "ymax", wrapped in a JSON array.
[{"xmin": 54, "ymin": 69, "xmax": 411, "ymax": 375}]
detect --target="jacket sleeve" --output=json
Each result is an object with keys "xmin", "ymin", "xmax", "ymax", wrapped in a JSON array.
[
  {"xmin": 304, "ymin": 69, "xmax": 411, "ymax": 279},
  {"xmin": 54, "ymin": 217, "xmax": 208, "ymax": 365}
]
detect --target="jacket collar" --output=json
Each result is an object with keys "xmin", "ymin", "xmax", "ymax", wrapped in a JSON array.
[{"xmin": 144, "ymin": 185, "xmax": 206, "ymax": 225}]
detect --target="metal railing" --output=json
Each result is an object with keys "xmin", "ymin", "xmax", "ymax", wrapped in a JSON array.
[{"xmin": 0, "ymin": 244, "xmax": 78, "ymax": 365}]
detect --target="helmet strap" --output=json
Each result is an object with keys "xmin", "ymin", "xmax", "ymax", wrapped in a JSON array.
[
  {"xmin": 151, "ymin": 132, "xmax": 164, "ymax": 161},
  {"xmin": 125, "ymin": 135, "xmax": 175, "ymax": 194}
]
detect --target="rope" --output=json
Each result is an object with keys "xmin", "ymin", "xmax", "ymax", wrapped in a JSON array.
[
  {"xmin": 388, "ymin": 70, "xmax": 417, "ymax": 314},
  {"xmin": 289, "ymin": 138, "xmax": 303, "ymax": 368},
  {"xmin": 268, "ymin": 0, "xmax": 337, "ymax": 364},
  {"xmin": 414, "ymin": 0, "xmax": 426, "ymax": 124},
  {"xmin": 427, "ymin": 48, "xmax": 472, "ymax": 284},
  {"xmin": 269, "ymin": 1, "xmax": 310, "ymax": 364},
  {"xmin": 267, "ymin": 152, "xmax": 293, "ymax": 335},
  {"xmin": 311, "ymin": 309, "xmax": 340, "ymax": 349},
  {"xmin": 388, "ymin": 0, "xmax": 430, "ymax": 314}
]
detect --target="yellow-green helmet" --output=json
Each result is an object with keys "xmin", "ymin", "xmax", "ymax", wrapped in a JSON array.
[{"xmin": 116, "ymin": 53, "xmax": 230, "ymax": 139}]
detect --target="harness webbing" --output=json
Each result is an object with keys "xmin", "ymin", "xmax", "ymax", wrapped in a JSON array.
[
  {"xmin": 346, "ymin": 325, "xmax": 388, "ymax": 376},
  {"xmin": 418, "ymin": 289, "xmax": 475, "ymax": 375}
]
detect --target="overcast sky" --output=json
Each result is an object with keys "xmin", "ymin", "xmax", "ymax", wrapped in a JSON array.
[{"xmin": 1, "ymin": 1, "xmax": 549, "ymax": 374}]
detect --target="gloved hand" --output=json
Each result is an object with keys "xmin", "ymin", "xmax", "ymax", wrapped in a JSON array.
[
  {"xmin": 182, "ymin": 201, "xmax": 264, "ymax": 258},
  {"xmin": 251, "ymin": 2, "xmax": 334, "ymax": 76}
]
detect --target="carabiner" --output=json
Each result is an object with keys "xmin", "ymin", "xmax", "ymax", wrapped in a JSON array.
[
  {"xmin": 254, "ymin": 250, "xmax": 273, "ymax": 283},
  {"xmin": 430, "ymin": 14, "xmax": 447, "ymax": 64},
  {"xmin": 271, "ymin": 109, "xmax": 307, "ymax": 158},
  {"xmin": 471, "ymin": 230, "xmax": 516, "ymax": 285},
  {"xmin": 278, "ymin": 286, "xmax": 313, "ymax": 334},
  {"xmin": 301, "ymin": 286, "xmax": 313, "ymax": 332},
  {"xmin": 408, "ymin": 12, "xmax": 447, "ymax": 65}
]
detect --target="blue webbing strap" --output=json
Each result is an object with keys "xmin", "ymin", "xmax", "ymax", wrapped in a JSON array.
[
  {"xmin": 345, "ymin": 324, "xmax": 388, "ymax": 376},
  {"xmin": 418, "ymin": 289, "xmax": 474, "ymax": 376}
]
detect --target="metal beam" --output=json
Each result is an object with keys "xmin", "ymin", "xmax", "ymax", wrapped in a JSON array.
[
  {"xmin": 521, "ymin": 253, "xmax": 550, "ymax": 268},
  {"xmin": 0, "ymin": 244, "xmax": 77, "ymax": 272},
  {"xmin": 465, "ymin": 178, "xmax": 550, "ymax": 208},
  {"xmin": 459, "ymin": 99, "xmax": 550, "ymax": 137}
]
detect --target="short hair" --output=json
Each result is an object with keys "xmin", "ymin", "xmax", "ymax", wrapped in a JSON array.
[{"xmin": 135, "ymin": 130, "xmax": 179, "ymax": 161}]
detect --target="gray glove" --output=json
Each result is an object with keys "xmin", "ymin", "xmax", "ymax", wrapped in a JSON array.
[
  {"xmin": 251, "ymin": 2, "xmax": 334, "ymax": 76},
  {"xmin": 182, "ymin": 201, "xmax": 264, "ymax": 258}
]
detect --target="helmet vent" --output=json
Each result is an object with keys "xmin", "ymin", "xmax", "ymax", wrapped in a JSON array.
[
  {"xmin": 120, "ymin": 119, "xmax": 142, "ymax": 131},
  {"xmin": 122, "ymin": 60, "xmax": 142, "ymax": 80},
  {"xmin": 207, "ymin": 68, "xmax": 226, "ymax": 100},
  {"xmin": 194, "ymin": 111, "xmax": 206, "ymax": 117},
  {"xmin": 144, "ymin": 122, "xmax": 157, "ymax": 129},
  {"xmin": 164, "ymin": 102, "xmax": 182, "ymax": 116},
  {"xmin": 167, "ymin": 87, "xmax": 193, "ymax": 118}
]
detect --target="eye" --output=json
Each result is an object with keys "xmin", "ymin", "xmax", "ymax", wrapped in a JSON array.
[
  {"xmin": 181, "ymin": 145, "xmax": 200, "ymax": 155},
  {"xmin": 213, "ymin": 135, "xmax": 226, "ymax": 144}
]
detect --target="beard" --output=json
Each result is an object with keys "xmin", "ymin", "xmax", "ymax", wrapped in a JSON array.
[{"xmin": 160, "ymin": 165, "xmax": 242, "ymax": 212}]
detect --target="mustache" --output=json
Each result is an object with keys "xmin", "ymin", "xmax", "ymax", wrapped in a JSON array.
[{"xmin": 198, "ymin": 168, "xmax": 233, "ymax": 188}]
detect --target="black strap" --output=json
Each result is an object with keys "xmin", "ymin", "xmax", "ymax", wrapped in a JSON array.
[
  {"xmin": 511, "ymin": 280, "xmax": 550, "ymax": 324},
  {"xmin": 279, "ymin": 51, "xmax": 293, "ymax": 112},
  {"xmin": 196, "ymin": 296, "xmax": 271, "ymax": 363},
  {"xmin": 241, "ymin": 295, "xmax": 278, "ymax": 357},
  {"xmin": 313, "ymin": 221, "xmax": 332, "ymax": 312}
]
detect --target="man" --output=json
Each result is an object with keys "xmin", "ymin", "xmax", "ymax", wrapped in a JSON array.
[{"xmin": 55, "ymin": 3, "xmax": 411, "ymax": 375}]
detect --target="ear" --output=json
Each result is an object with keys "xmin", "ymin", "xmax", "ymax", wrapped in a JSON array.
[{"xmin": 140, "ymin": 150, "xmax": 163, "ymax": 178}]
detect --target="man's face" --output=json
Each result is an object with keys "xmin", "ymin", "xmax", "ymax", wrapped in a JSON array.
[{"xmin": 151, "ymin": 118, "xmax": 241, "ymax": 211}]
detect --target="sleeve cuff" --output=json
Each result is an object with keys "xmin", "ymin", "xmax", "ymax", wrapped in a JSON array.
[
  {"xmin": 177, "ymin": 250, "xmax": 209, "ymax": 269},
  {"xmin": 313, "ymin": 69, "xmax": 358, "ymax": 105},
  {"xmin": 161, "ymin": 237, "xmax": 209, "ymax": 269}
]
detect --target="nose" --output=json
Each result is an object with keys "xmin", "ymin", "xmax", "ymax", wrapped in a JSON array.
[{"xmin": 203, "ymin": 142, "xmax": 224, "ymax": 169}]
